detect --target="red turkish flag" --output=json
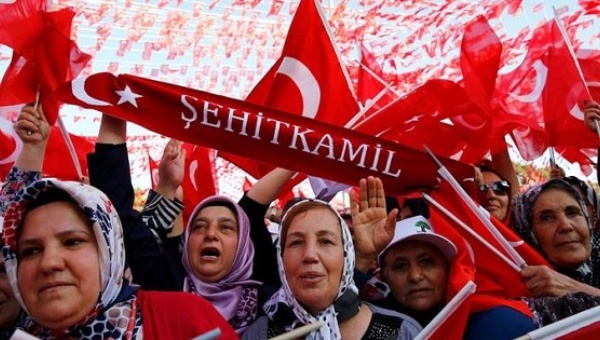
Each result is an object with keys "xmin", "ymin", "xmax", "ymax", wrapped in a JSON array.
[
  {"xmin": 0, "ymin": 8, "xmax": 91, "ymax": 123},
  {"xmin": 353, "ymin": 79, "xmax": 489, "ymax": 163},
  {"xmin": 356, "ymin": 44, "xmax": 394, "ymax": 115},
  {"xmin": 428, "ymin": 180, "xmax": 551, "ymax": 306},
  {"xmin": 221, "ymin": 0, "xmax": 359, "ymax": 182},
  {"xmin": 0, "ymin": 0, "xmax": 46, "ymax": 54},
  {"xmin": 543, "ymin": 44, "xmax": 599, "ymax": 149},
  {"xmin": 43, "ymin": 126, "xmax": 93, "ymax": 181},
  {"xmin": 492, "ymin": 21, "xmax": 558, "ymax": 161},
  {"xmin": 460, "ymin": 15, "xmax": 502, "ymax": 114}
]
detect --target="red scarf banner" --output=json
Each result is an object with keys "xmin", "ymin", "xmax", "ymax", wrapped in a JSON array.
[{"xmin": 54, "ymin": 72, "xmax": 474, "ymax": 195}]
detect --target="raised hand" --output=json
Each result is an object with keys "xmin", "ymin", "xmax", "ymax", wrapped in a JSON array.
[
  {"xmin": 351, "ymin": 176, "xmax": 398, "ymax": 272},
  {"xmin": 13, "ymin": 105, "xmax": 51, "ymax": 171},
  {"xmin": 14, "ymin": 105, "xmax": 50, "ymax": 145},
  {"xmin": 155, "ymin": 139, "xmax": 185, "ymax": 199}
]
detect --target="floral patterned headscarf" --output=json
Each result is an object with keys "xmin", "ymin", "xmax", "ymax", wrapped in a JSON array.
[{"xmin": 2, "ymin": 179, "xmax": 141, "ymax": 339}]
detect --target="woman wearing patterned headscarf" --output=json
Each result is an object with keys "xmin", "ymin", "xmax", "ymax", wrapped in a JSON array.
[
  {"xmin": 510, "ymin": 178, "xmax": 600, "ymax": 328},
  {"xmin": 513, "ymin": 178, "xmax": 600, "ymax": 292},
  {"xmin": 1, "ymin": 179, "xmax": 236, "ymax": 339},
  {"xmin": 243, "ymin": 184, "xmax": 422, "ymax": 339}
]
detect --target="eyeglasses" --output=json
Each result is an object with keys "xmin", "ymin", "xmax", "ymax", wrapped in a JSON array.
[{"xmin": 478, "ymin": 180, "xmax": 510, "ymax": 195}]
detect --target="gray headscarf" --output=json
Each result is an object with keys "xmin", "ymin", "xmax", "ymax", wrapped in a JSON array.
[{"xmin": 512, "ymin": 178, "xmax": 600, "ymax": 288}]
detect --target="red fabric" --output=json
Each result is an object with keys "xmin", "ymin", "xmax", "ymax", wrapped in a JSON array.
[
  {"xmin": 136, "ymin": 290, "xmax": 238, "ymax": 340},
  {"xmin": 147, "ymin": 152, "xmax": 160, "ymax": 188},
  {"xmin": 0, "ymin": 111, "xmax": 18, "ymax": 178},
  {"xmin": 356, "ymin": 43, "xmax": 394, "ymax": 115},
  {"xmin": 54, "ymin": 72, "xmax": 475, "ymax": 196},
  {"xmin": 543, "ymin": 40, "xmax": 599, "ymax": 149},
  {"xmin": 181, "ymin": 143, "xmax": 218, "ymax": 224},
  {"xmin": 0, "ymin": 8, "xmax": 91, "ymax": 123},
  {"xmin": 426, "ymin": 207, "xmax": 476, "ymax": 339},
  {"xmin": 492, "ymin": 21, "xmax": 556, "ymax": 161},
  {"xmin": 557, "ymin": 319, "xmax": 600, "ymax": 339},
  {"xmin": 353, "ymin": 79, "xmax": 488, "ymax": 163},
  {"xmin": 221, "ymin": 0, "xmax": 358, "ymax": 184},
  {"xmin": 460, "ymin": 15, "xmax": 502, "ymax": 114},
  {"xmin": 267, "ymin": 0, "xmax": 284, "ymax": 16},
  {"xmin": 0, "ymin": 113, "xmax": 91, "ymax": 180},
  {"xmin": 428, "ymin": 180, "xmax": 550, "ymax": 315},
  {"xmin": 242, "ymin": 176, "xmax": 253, "ymax": 192},
  {"xmin": 0, "ymin": 0, "xmax": 45, "ymax": 54},
  {"xmin": 43, "ymin": 126, "xmax": 93, "ymax": 180}
]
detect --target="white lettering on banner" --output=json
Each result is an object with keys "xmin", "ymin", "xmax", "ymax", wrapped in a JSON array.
[
  {"xmin": 181, "ymin": 94, "xmax": 197, "ymax": 129},
  {"xmin": 289, "ymin": 126, "xmax": 315, "ymax": 152},
  {"xmin": 311, "ymin": 134, "xmax": 336, "ymax": 160},
  {"xmin": 178, "ymin": 96, "xmax": 402, "ymax": 179},
  {"xmin": 339, "ymin": 139, "xmax": 368, "ymax": 168},
  {"xmin": 252, "ymin": 113, "xmax": 264, "ymax": 139},
  {"xmin": 370, "ymin": 144, "xmax": 382, "ymax": 171},
  {"xmin": 225, "ymin": 108, "xmax": 250, "ymax": 135},
  {"xmin": 266, "ymin": 118, "xmax": 290, "ymax": 145},
  {"xmin": 202, "ymin": 101, "xmax": 222, "ymax": 128}
]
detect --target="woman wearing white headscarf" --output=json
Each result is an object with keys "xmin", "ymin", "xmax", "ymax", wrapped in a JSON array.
[{"xmin": 243, "ymin": 177, "xmax": 421, "ymax": 340}]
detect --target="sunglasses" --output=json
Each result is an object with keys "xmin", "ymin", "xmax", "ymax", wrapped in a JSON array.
[{"xmin": 478, "ymin": 180, "xmax": 510, "ymax": 195}]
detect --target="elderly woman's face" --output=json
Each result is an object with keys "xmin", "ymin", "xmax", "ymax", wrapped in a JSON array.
[
  {"xmin": 382, "ymin": 241, "xmax": 449, "ymax": 313},
  {"xmin": 17, "ymin": 201, "xmax": 101, "ymax": 330},
  {"xmin": 187, "ymin": 206, "xmax": 239, "ymax": 282},
  {"xmin": 533, "ymin": 188, "xmax": 591, "ymax": 268},
  {"xmin": 282, "ymin": 207, "xmax": 344, "ymax": 315}
]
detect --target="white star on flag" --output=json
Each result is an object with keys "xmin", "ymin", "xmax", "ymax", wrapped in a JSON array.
[{"xmin": 115, "ymin": 85, "xmax": 143, "ymax": 107}]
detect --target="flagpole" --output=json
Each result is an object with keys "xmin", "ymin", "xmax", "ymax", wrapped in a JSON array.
[
  {"xmin": 358, "ymin": 62, "xmax": 403, "ymax": 98},
  {"xmin": 424, "ymin": 145, "xmax": 527, "ymax": 268},
  {"xmin": 414, "ymin": 280, "xmax": 476, "ymax": 340},
  {"xmin": 514, "ymin": 305, "xmax": 600, "ymax": 340},
  {"xmin": 312, "ymin": 0, "xmax": 357, "ymax": 102},
  {"xmin": 344, "ymin": 88, "xmax": 389, "ymax": 129},
  {"xmin": 548, "ymin": 147, "xmax": 556, "ymax": 169},
  {"xmin": 424, "ymin": 193, "xmax": 522, "ymax": 272},
  {"xmin": 349, "ymin": 94, "xmax": 403, "ymax": 130},
  {"xmin": 57, "ymin": 115, "xmax": 84, "ymax": 181}
]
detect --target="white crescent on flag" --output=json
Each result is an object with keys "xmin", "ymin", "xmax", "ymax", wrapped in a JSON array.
[
  {"xmin": 569, "ymin": 81, "xmax": 600, "ymax": 121},
  {"xmin": 509, "ymin": 59, "xmax": 548, "ymax": 103},
  {"xmin": 0, "ymin": 116, "xmax": 22, "ymax": 165},
  {"xmin": 275, "ymin": 57, "xmax": 320, "ymax": 119},
  {"xmin": 72, "ymin": 76, "xmax": 113, "ymax": 106},
  {"xmin": 189, "ymin": 159, "xmax": 199, "ymax": 192}
]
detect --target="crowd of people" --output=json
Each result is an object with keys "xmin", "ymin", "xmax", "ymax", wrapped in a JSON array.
[{"xmin": 0, "ymin": 100, "xmax": 599, "ymax": 339}]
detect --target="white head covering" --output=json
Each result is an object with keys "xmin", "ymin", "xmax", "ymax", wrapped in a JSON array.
[{"xmin": 263, "ymin": 199, "xmax": 359, "ymax": 340}]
